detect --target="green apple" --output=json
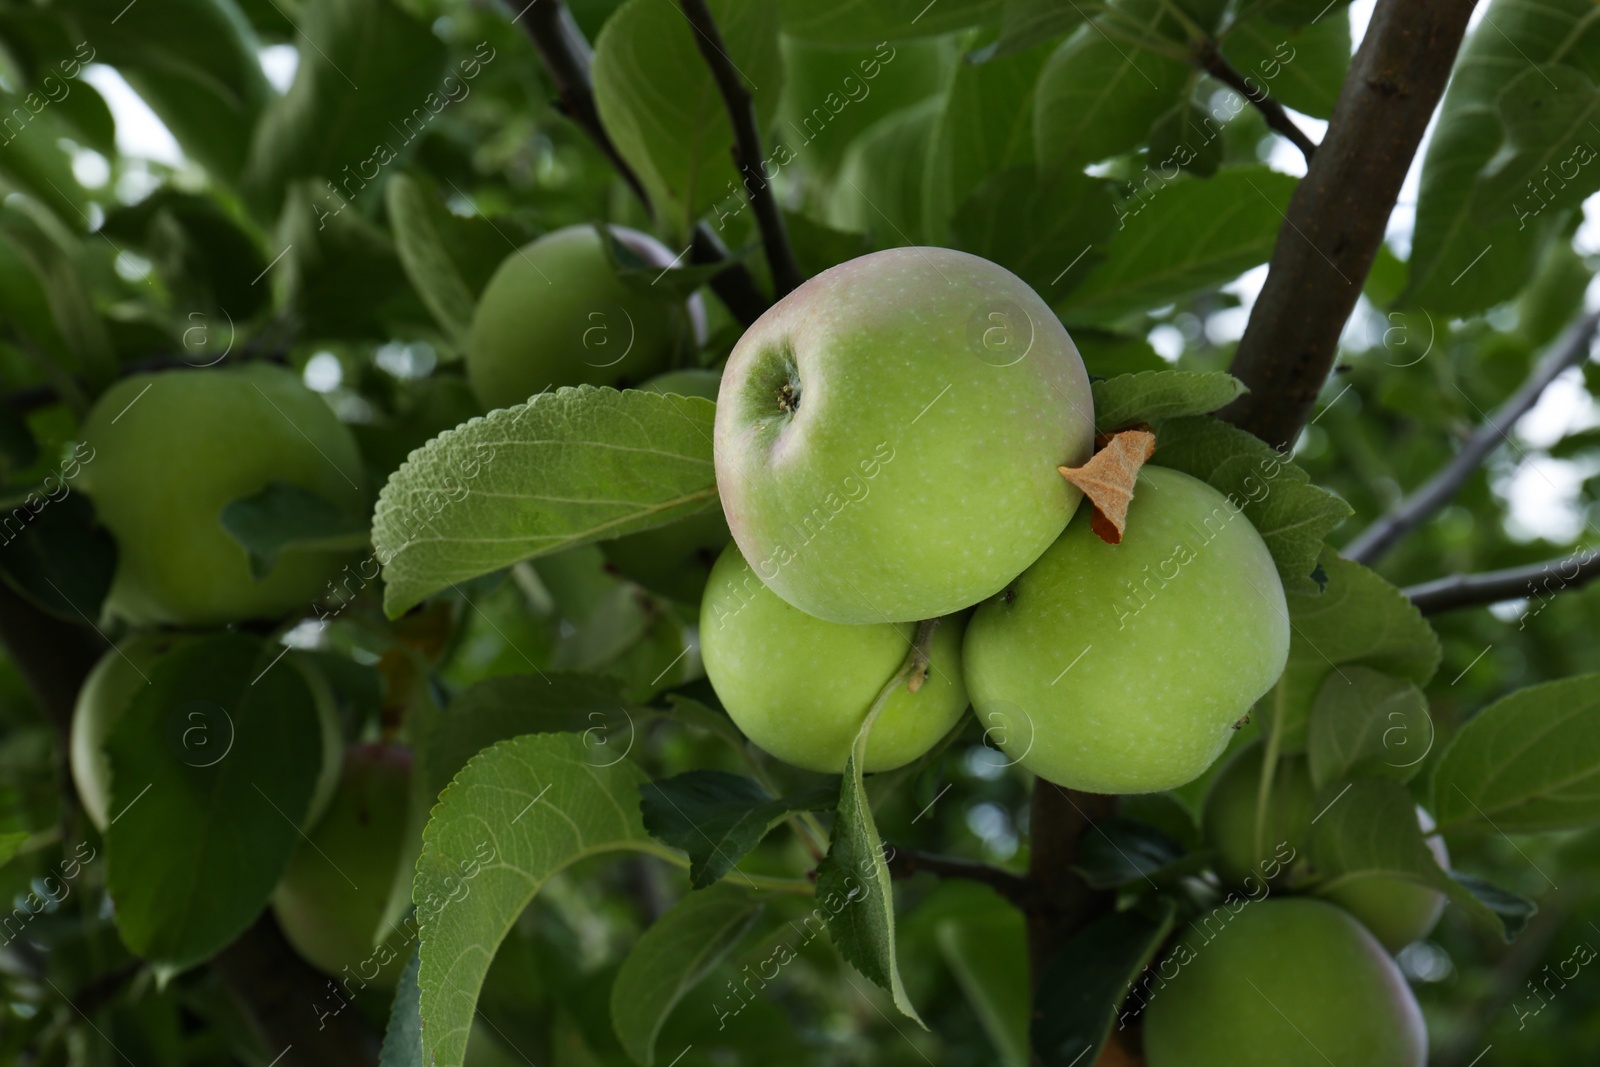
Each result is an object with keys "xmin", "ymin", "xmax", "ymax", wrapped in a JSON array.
[
  {"xmin": 80, "ymin": 364, "xmax": 367, "ymax": 627},
  {"xmin": 273, "ymin": 743, "xmax": 414, "ymax": 987},
  {"xmin": 962, "ymin": 465, "xmax": 1289, "ymax": 794},
  {"xmin": 466, "ymin": 224, "xmax": 702, "ymax": 411},
  {"xmin": 600, "ymin": 369, "xmax": 730, "ymax": 603},
  {"xmin": 1142, "ymin": 898, "xmax": 1427, "ymax": 1067},
  {"xmin": 714, "ymin": 246, "xmax": 1094, "ymax": 624},
  {"xmin": 700, "ymin": 543, "xmax": 968, "ymax": 773},
  {"xmin": 70, "ymin": 635, "xmax": 342, "ymax": 832}
]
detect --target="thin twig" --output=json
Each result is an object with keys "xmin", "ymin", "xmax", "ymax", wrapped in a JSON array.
[
  {"xmin": 1193, "ymin": 40, "xmax": 1318, "ymax": 164},
  {"xmin": 503, "ymin": 0, "xmax": 771, "ymax": 326},
  {"xmin": 885, "ymin": 847, "xmax": 1040, "ymax": 910},
  {"xmin": 513, "ymin": 0, "xmax": 651, "ymax": 209},
  {"xmin": 676, "ymin": 0, "xmax": 804, "ymax": 298},
  {"xmin": 1404, "ymin": 545, "xmax": 1600, "ymax": 616},
  {"xmin": 1346, "ymin": 310, "xmax": 1600, "ymax": 563}
]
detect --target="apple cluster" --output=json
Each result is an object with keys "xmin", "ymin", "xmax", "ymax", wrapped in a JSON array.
[{"xmin": 696, "ymin": 246, "xmax": 1289, "ymax": 795}]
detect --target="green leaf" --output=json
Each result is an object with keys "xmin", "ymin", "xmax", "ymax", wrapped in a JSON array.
[
  {"xmin": 1220, "ymin": 12, "xmax": 1350, "ymax": 120},
  {"xmin": 610, "ymin": 882, "xmax": 765, "ymax": 1066},
  {"xmin": 779, "ymin": 0, "xmax": 1003, "ymax": 44},
  {"xmin": 1090, "ymin": 370, "xmax": 1246, "ymax": 432},
  {"xmin": 276, "ymin": 180, "xmax": 430, "ymax": 341},
  {"xmin": 1071, "ymin": 817, "xmax": 1186, "ymax": 889},
  {"xmin": 220, "ymin": 480, "xmax": 370, "ymax": 580},
  {"xmin": 639, "ymin": 771, "xmax": 836, "ymax": 889},
  {"xmin": 1031, "ymin": 899, "xmax": 1177, "ymax": 1066},
  {"xmin": 100, "ymin": 189, "xmax": 271, "ymax": 320},
  {"xmin": 60, "ymin": 0, "xmax": 270, "ymax": 179},
  {"xmin": 422, "ymin": 673, "xmax": 642, "ymax": 805},
  {"xmin": 1148, "ymin": 416, "xmax": 1353, "ymax": 597},
  {"xmin": 1432, "ymin": 673, "xmax": 1600, "ymax": 834},
  {"xmin": 244, "ymin": 0, "xmax": 447, "ymax": 211},
  {"xmin": 826, "ymin": 98, "xmax": 941, "ymax": 244},
  {"xmin": 949, "ymin": 166, "xmax": 1118, "ymax": 299},
  {"xmin": 386, "ymin": 174, "xmax": 480, "ymax": 345},
  {"xmin": 1452, "ymin": 871, "xmax": 1538, "ymax": 941},
  {"xmin": 923, "ymin": 37, "xmax": 1054, "ymax": 242},
  {"xmin": 1033, "ymin": 7, "xmax": 1189, "ymax": 176},
  {"xmin": 782, "ymin": 210, "xmax": 874, "ymax": 278},
  {"xmin": 1310, "ymin": 778, "xmax": 1521, "ymax": 940},
  {"xmin": 969, "ymin": 0, "xmax": 1090, "ymax": 64},
  {"xmin": 379, "ymin": 950, "xmax": 423, "ymax": 1067},
  {"xmin": 1147, "ymin": 100, "xmax": 1224, "ymax": 179},
  {"xmin": 1405, "ymin": 0, "xmax": 1600, "ymax": 315},
  {"xmin": 815, "ymin": 693, "xmax": 923, "ymax": 1026},
  {"xmin": 594, "ymin": 0, "xmax": 782, "ymax": 232},
  {"xmin": 373, "ymin": 386, "xmax": 719, "ymax": 616},
  {"xmin": 0, "ymin": 491, "xmax": 115, "ymax": 623},
  {"xmin": 1254, "ymin": 549, "xmax": 1441, "ymax": 751},
  {"xmin": 1307, "ymin": 667, "xmax": 1434, "ymax": 789},
  {"xmin": 0, "ymin": 197, "xmax": 115, "ymax": 385},
  {"xmin": 414, "ymin": 734, "xmax": 666, "ymax": 1067},
  {"xmin": 932, "ymin": 891, "xmax": 1029, "ymax": 1067},
  {"xmin": 0, "ymin": 831, "xmax": 26, "ymax": 869},
  {"xmin": 1475, "ymin": 65, "xmax": 1600, "ymax": 224},
  {"xmin": 1060, "ymin": 168, "xmax": 1297, "ymax": 324},
  {"xmin": 105, "ymin": 634, "xmax": 325, "ymax": 972}
]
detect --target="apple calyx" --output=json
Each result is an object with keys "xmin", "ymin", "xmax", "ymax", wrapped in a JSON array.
[{"xmin": 1057, "ymin": 427, "xmax": 1157, "ymax": 545}]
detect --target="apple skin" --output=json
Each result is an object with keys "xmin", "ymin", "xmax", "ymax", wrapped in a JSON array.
[
  {"xmin": 600, "ymin": 369, "xmax": 730, "ymax": 603},
  {"xmin": 466, "ymin": 225, "xmax": 703, "ymax": 411},
  {"xmin": 962, "ymin": 465, "xmax": 1289, "ymax": 794},
  {"xmin": 700, "ymin": 543, "xmax": 968, "ymax": 773},
  {"xmin": 1142, "ymin": 898, "xmax": 1427, "ymax": 1067},
  {"xmin": 713, "ymin": 246, "xmax": 1094, "ymax": 624},
  {"xmin": 80, "ymin": 364, "xmax": 367, "ymax": 627},
  {"xmin": 71, "ymin": 635, "xmax": 342, "ymax": 832},
  {"xmin": 1205, "ymin": 741, "xmax": 1449, "ymax": 951},
  {"xmin": 273, "ymin": 743, "xmax": 414, "ymax": 987}
]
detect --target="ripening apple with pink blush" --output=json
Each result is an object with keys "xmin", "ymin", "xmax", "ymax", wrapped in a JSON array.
[{"xmin": 712, "ymin": 246, "xmax": 1096, "ymax": 624}]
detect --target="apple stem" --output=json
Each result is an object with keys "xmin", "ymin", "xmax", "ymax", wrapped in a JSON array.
[{"xmin": 906, "ymin": 618, "xmax": 940, "ymax": 694}]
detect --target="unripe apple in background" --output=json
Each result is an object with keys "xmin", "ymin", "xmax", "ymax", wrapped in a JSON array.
[
  {"xmin": 1206, "ymin": 742, "xmax": 1449, "ymax": 950},
  {"xmin": 962, "ymin": 465, "xmax": 1288, "ymax": 794},
  {"xmin": 79, "ymin": 364, "xmax": 368, "ymax": 627},
  {"xmin": 1203, "ymin": 741, "xmax": 1315, "ymax": 887},
  {"xmin": 1141, "ymin": 898, "xmax": 1427, "ymax": 1067},
  {"xmin": 714, "ymin": 247, "xmax": 1094, "ymax": 624},
  {"xmin": 699, "ymin": 544, "xmax": 968, "ymax": 773},
  {"xmin": 466, "ymin": 224, "xmax": 705, "ymax": 411},
  {"xmin": 600, "ymin": 369, "xmax": 730, "ymax": 603},
  {"xmin": 273, "ymin": 744, "xmax": 415, "ymax": 987},
  {"xmin": 1321, "ymin": 807, "xmax": 1450, "ymax": 952},
  {"xmin": 71, "ymin": 635, "xmax": 343, "ymax": 831}
]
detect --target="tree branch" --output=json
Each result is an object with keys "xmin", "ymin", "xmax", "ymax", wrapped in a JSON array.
[
  {"xmin": 676, "ymin": 0, "xmax": 804, "ymax": 299},
  {"xmin": 1193, "ymin": 40, "xmax": 1317, "ymax": 164},
  {"xmin": 1404, "ymin": 545, "xmax": 1600, "ymax": 616},
  {"xmin": 1345, "ymin": 310, "xmax": 1600, "ymax": 564},
  {"xmin": 504, "ymin": 0, "xmax": 771, "ymax": 325},
  {"xmin": 1026, "ymin": 783, "xmax": 1116, "ymax": 983},
  {"xmin": 1219, "ymin": 0, "xmax": 1476, "ymax": 449},
  {"xmin": 885, "ymin": 847, "xmax": 1040, "ymax": 910},
  {"xmin": 212, "ymin": 911, "xmax": 382, "ymax": 1067}
]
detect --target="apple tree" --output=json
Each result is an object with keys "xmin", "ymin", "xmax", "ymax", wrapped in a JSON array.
[{"xmin": 1, "ymin": 1, "xmax": 1600, "ymax": 1065}]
